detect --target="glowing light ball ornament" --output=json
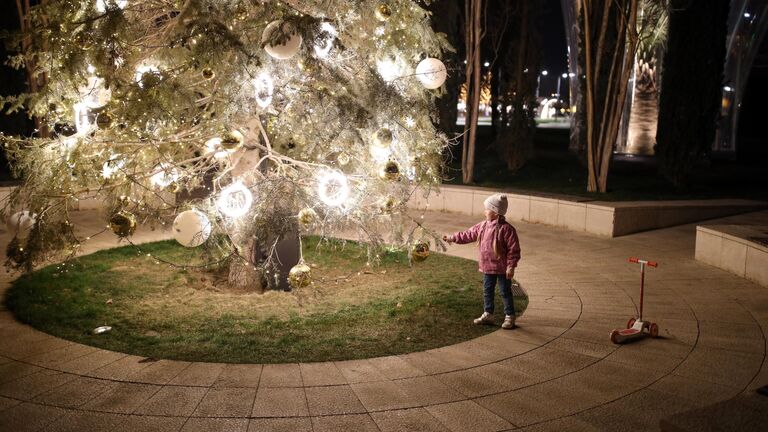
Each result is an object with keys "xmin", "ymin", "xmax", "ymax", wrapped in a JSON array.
[
  {"xmin": 317, "ymin": 171, "xmax": 350, "ymax": 207},
  {"xmin": 79, "ymin": 76, "xmax": 111, "ymax": 109},
  {"xmin": 73, "ymin": 103, "xmax": 92, "ymax": 135},
  {"xmin": 96, "ymin": 0, "xmax": 127, "ymax": 13},
  {"xmin": 150, "ymin": 164, "xmax": 179, "ymax": 189},
  {"xmin": 262, "ymin": 20, "xmax": 302, "ymax": 60},
  {"xmin": 415, "ymin": 58, "xmax": 447, "ymax": 89},
  {"xmin": 6, "ymin": 211, "xmax": 35, "ymax": 235},
  {"xmin": 314, "ymin": 23, "xmax": 337, "ymax": 58},
  {"xmin": 172, "ymin": 210, "xmax": 211, "ymax": 247},
  {"xmin": 217, "ymin": 182, "xmax": 253, "ymax": 218},
  {"xmin": 254, "ymin": 74, "xmax": 274, "ymax": 108}
]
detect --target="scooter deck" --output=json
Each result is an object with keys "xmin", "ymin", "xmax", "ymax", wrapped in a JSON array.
[{"xmin": 616, "ymin": 328, "xmax": 642, "ymax": 336}]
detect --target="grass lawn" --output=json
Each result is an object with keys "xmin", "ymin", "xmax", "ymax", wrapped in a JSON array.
[{"xmin": 4, "ymin": 237, "xmax": 527, "ymax": 363}]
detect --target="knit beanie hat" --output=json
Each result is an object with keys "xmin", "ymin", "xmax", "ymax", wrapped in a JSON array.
[{"xmin": 484, "ymin": 194, "xmax": 508, "ymax": 216}]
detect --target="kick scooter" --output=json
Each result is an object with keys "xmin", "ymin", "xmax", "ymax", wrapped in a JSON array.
[{"xmin": 610, "ymin": 257, "xmax": 659, "ymax": 344}]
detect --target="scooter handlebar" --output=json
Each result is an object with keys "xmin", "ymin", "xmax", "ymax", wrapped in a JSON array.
[{"xmin": 629, "ymin": 257, "xmax": 658, "ymax": 267}]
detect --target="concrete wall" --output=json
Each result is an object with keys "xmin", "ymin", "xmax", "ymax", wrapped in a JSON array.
[
  {"xmin": 696, "ymin": 225, "xmax": 768, "ymax": 288},
  {"xmin": 409, "ymin": 185, "xmax": 768, "ymax": 238}
]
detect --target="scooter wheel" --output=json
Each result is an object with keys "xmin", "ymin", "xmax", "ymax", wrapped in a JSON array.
[
  {"xmin": 649, "ymin": 323, "xmax": 659, "ymax": 338},
  {"xmin": 610, "ymin": 330, "xmax": 621, "ymax": 344},
  {"xmin": 627, "ymin": 318, "xmax": 636, "ymax": 329}
]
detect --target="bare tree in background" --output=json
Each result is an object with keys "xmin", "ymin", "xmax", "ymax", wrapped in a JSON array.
[
  {"xmin": 12, "ymin": 0, "xmax": 49, "ymax": 138},
  {"xmin": 461, "ymin": 0, "xmax": 484, "ymax": 184},
  {"xmin": 581, "ymin": 0, "xmax": 640, "ymax": 192}
]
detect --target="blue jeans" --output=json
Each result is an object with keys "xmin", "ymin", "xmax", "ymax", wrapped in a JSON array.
[{"xmin": 483, "ymin": 274, "xmax": 515, "ymax": 317}]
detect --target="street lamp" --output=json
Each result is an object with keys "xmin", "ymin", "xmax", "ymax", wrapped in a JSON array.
[
  {"xmin": 557, "ymin": 73, "xmax": 568, "ymax": 98},
  {"xmin": 536, "ymin": 70, "xmax": 548, "ymax": 99}
]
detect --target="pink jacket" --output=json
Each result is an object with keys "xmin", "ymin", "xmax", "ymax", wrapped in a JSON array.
[{"xmin": 450, "ymin": 217, "xmax": 521, "ymax": 274}]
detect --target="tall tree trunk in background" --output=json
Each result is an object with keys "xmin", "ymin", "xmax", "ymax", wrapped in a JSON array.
[
  {"xmin": 581, "ymin": 0, "xmax": 639, "ymax": 192},
  {"xmin": 656, "ymin": 0, "xmax": 730, "ymax": 188},
  {"xmin": 462, "ymin": 0, "xmax": 483, "ymax": 184},
  {"xmin": 429, "ymin": 1, "xmax": 462, "ymax": 134},
  {"xmin": 493, "ymin": 0, "xmax": 539, "ymax": 173},
  {"xmin": 15, "ymin": 0, "xmax": 49, "ymax": 138}
]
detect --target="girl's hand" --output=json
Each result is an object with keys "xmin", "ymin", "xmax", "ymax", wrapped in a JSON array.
[
  {"xmin": 442, "ymin": 235, "xmax": 453, "ymax": 244},
  {"xmin": 506, "ymin": 267, "xmax": 515, "ymax": 280}
]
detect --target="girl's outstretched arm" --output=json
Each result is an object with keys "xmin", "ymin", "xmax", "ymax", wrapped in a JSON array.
[{"xmin": 450, "ymin": 221, "xmax": 485, "ymax": 244}]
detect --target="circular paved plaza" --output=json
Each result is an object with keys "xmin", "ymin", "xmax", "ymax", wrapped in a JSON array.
[{"xmin": 0, "ymin": 210, "xmax": 766, "ymax": 431}]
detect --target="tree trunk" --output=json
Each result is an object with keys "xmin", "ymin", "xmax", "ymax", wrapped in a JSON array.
[
  {"xmin": 581, "ymin": 0, "xmax": 639, "ymax": 193},
  {"xmin": 462, "ymin": 0, "xmax": 483, "ymax": 184},
  {"xmin": 656, "ymin": 0, "xmax": 730, "ymax": 188}
]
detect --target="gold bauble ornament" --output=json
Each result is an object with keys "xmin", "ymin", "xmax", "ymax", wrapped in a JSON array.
[
  {"xmin": 375, "ymin": 3, "xmax": 392, "ymax": 21},
  {"xmin": 298, "ymin": 207, "xmax": 317, "ymax": 226},
  {"xmin": 412, "ymin": 241, "xmax": 430, "ymax": 262},
  {"xmin": 96, "ymin": 112, "xmax": 113, "ymax": 129},
  {"xmin": 118, "ymin": 195, "xmax": 131, "ymax": 207},
  {"xmin": 165, "ymin": 181, "xmax": 181, "ymax": 193},
  {"xmin": 109, "ymin": 211, "xmax": 137, "ymax": 237},
  {"xmin": 220, "ymin": 130, "xmax": 244, "ymax": 151},
  {"xmin": 372, "ymin": 128, "xmax": 393, "ymax": 148},
  {"xmin": 288, "ymin": 262, "xmax": 312, "ymax": 289},
  {"xmin": 380, "ymin": 196, "xmax": 397, "ymax": 213},
  {"xmin": 379, "ymin": 160, "xmax": 401, "ymax": 181},
  {"xmin": 337, "ymin": 152, "xmax": 350, "ymax": 166},
  {"xmin": 202, "ymin": 68, "xmax": 215, "ymax": 80}
]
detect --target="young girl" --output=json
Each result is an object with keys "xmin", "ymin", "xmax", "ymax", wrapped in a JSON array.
[{"xmin": 443, "ymin": 194, "xmax": 521, "ymax": 329}]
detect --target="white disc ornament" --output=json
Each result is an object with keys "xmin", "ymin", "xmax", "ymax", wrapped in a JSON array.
[
  {"xmin": 173, "ymin": 210, "xmax": 211, "ymax": 247},
  {"xmin": 217, "ymin": 182, "xmax": 253, "ymax": 218},
  {"xmin": 415, "ymin": 58, "xmax": 447, "ymax": 89},
  {"xmin": 6, "ymin": 211, "xmax": 35, "ymax": 235},
  {"xmin": 262, "ymin": 20, "xmax": 302, "ymax": 60}
]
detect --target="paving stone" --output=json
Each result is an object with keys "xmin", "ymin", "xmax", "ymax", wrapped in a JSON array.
[
  {"xmin": 304, "ymin": 385, "xmax": 366, "ymax": 415},
  {"xmin": 0, "ymin": 368, "xmax": 76, "ymax": 400},
  {"xmin": 649, "ymin": 374, "xmax": 741, "ymax": 406},
  {"xmin": 258, "ymin": 363, "xmax": 302, "ymax": 387},
  {"xmin": 213, "ymin": 364, "xmax": 262, "ymax": 387},
  {"xmin": 368, "ymin": 355, "xmax": 426, "ymax": 379},
  {"xmin": 168, "ymin": 362, "xmax": 225, "ymax": 386},
  {"xmin": 181, "ymin": 417, "xmax": 248, "ymax": 432},
  {"xmin": 0, "ymin": 395, "xmax": 20, "ymax": 412},
  {"xmin": 576, "ymin": 388, "xmax": 697, "ymax": 431},
  {"xmin": 696, "ymin": 320, "xmax": 765, "ymax": 354},
  {"xmin": 247, "ymin": 417, "xmax": 312, "ymax": 432},
  {"xmin": 88, "ymin": 355, "xmax": 155, "ymax": 380},
  {"xmin": 33, "ymin": 376, "xmax": 116, "ymax": 408},
  {"xmin": 134, "ymin": 385, "xmax": 208, "ymax": 416},
  {"xmin": 46, "ymin": 410, "xmax": 127, "ymax": 432},
  {"xmin": 0, "ymin": 361, "xmax": 43, "ymax": 385},
  {"xmin": 114, "ymin": 415, "xmax": 187, "ymax": 432},
  {"xmin": 425, "ymin": 400, "xmax": 514, "ymax": 432},
  {"xmin": 472, "ymin": 361, "xmax": 540, "ymax": 392},
  {"xmin": 311, "ymin": 413, "xmax": 380, "ymax": 432},
  {"xmin": 57, "ymin": 349, "xmax": 127, "ymax": 375},
  {"xmin": 0, "ymin": 402, "xmax": 70, "ymax": 432},
  {"xmin": 498, "ymin": 347, "xmax": 597, "ymax": 380},
  {"xmin": 251, "ymin": 387, "xmax": 308, "ymax": 417},
  {"xmin": 515, "ymin": 416, "xmax": 603, "ymax": 431},
  {"xmin": 437, "ymin": 368, "xmax": 509, "ymax": 397},
  {"xmin": 82, "ymin": 382, "xmax": 161, "ymax": 413},
  {"xmin": 370, "ymin": 407, "xmax": 450, "ymax": 432},
  {"xmin": 193, "ymin": 387, "xmax": 256, "ymax": 417},
  {"xmin": 398, "ymin": 351, "xmax": 457, "ymax": 374},
  {"xmin": 299, "ymin": 362, "xmax": 346, "ymax": 386},
  {"xmin": 396, "ymin": 375, "xmax": 465, "ymax": 406},
  {"xmin": 125, "ymin": 359, "xmax": 191, "ymax": 384},
  {"xmin": 22, "ymin": 343, "xmax": 98, "ymax": 368},
  {"xmin": 673, "ymin": 346, "xmax": 764, "ymax": 388},
  {"xmin": 335, "ymin": 359, "xmax": 387, "ymax": 383},
  {"xmin": 351, "ymin": 380, "xmax": 418, "ymax": 411},
  {"xmin": 659, "ymin": 392, "xmax": 768, "ymax": 432}
]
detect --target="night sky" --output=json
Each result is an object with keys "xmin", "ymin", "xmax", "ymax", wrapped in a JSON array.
[{"xmin": 537, "ymin": 0, "xmax": 570, "ymax": 97}]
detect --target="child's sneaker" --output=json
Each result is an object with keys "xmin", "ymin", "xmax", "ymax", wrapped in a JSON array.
[
  {"xmin": 502, "ymin": 315, "xmax": 516, "ymax": 329},
  {"xmin": 473, "ymin": 312, "xmax": 494, "ymax": 325}
]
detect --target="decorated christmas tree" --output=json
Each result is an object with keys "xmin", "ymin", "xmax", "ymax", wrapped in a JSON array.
[{"xmin": 1, "ymin": 0, "xmax": 452, "ymax": 290}]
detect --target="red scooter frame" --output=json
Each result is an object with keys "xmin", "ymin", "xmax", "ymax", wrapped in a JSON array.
[{"xmin": 610, "ymin": 257, "xmax": 659, "ymax": 344}]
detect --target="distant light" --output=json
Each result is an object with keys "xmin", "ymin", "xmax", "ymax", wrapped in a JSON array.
[
  {"xmin": 541, "ymin": 70, "xmax": 548, "ymax": 76},
  {"xmin": 569, "ymin": 72, "xmax": 576, "ymax": 77},
  {"xmin": 724, "ymin": 85, "xmax": 733, "ymax": 92},
  {"xmin": 483, "ymin": 61, "xmax": 490, "ymax": 67},
  {"xmin": 523, "ymin": 68, "xmax": 529, "ymax": 73},
  {"xmin": 561, "ymin": 73, "xmax": 568, "ymax": 78},
  {"xmin": 744, "ymin": 12, "xmax": 751, "ymax": 18}
]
